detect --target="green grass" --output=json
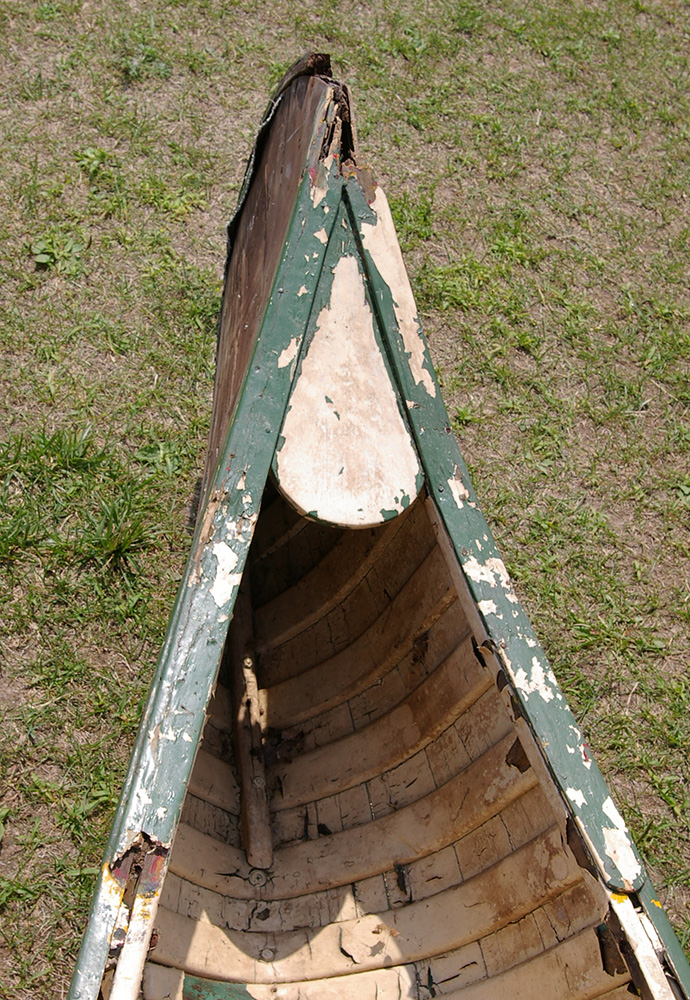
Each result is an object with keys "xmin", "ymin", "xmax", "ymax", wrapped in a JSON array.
[{"xmin": 1, "ymin": 0, "xmax": 689, "ymax": 994}]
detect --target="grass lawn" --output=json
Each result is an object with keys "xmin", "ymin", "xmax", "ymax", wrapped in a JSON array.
[{"xmin": 0, "ymin": 0, "xmax": 688, "ymax": 995}]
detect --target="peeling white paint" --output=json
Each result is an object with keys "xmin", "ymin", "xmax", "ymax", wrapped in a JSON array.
[
  {"xmin": 218, "ymin": 614, "xmax": 228, "ymax": 623},
  {"xmin": 242, "ymin": 493, "xmax": 252, "ymax": 505},
  {"xmin": 526, "ymin": 637, "xmax": 537, "ymax": 648},
  {"xmin": 156, "ymin": 807, "xmax": 167, "ymax": 820},
  {"xmin": 278, "ymin": 337, "xmax": 300, "ymax": 368},
  {"xmin": 448, "ymin": 466, "xmax": 470, "ymax": 506},
  {"xmin": 478, "ymin": 599, "xmax": 500, "ymax": 618},
  {"xmin": 580, "ymin": 744, "xmax": 592, "ymax": 769},
  {"xmin": 275, "ymin": 255, "xmax": 421, "ymax": 527},
  {"xmin": 463, "ymin": 554, "xmax": 498, "ymax": 586},
  {"xmin": 210, "ymin": 542, "xmax": 241, "ymax": 608},
  {"xmin": 462, "ymin": 554, "xmax": 513, "ymax": 597},
  {"xmin": 513, "ymin": 657, "xmax": 560, "ymax": 703},
  {"xmin": 236, "ymin": 472, "xmax": 246, "ymax": 490},
  {"xmin": 314, "ymin": 228, "xmax": 328, "ymax": 244},
  {"xmin": 310, "ymin": 154, "xmax": 333, "ymax": 208},
  {"xmin": 602, "ymin": 796, "xmax": 642, "ymax": 882},
  {"xmin": 360, "ymin": 189, "xmax": 436, "ymax": 398},
  {"xmin": 181, "ymin": 732, "xmax": 193, "ymax": 743},
  {"xmin": 567, "ymin": 787, "xmax": 587, "ymax": 808},
  {"xmin": 297, "ymin": 285, "xmax": 308, "ymax": 297}
]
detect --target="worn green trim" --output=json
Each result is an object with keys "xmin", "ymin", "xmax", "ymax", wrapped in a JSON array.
[
  {"xmin": 183, "ymin": 974, "xmax": 253, "ymax": 999},
  {"xmin": 68, "ymin": 159, "xmax": 344, "ymax": 1000},
  {"xmin": 344, "ymin": 175, "xmax": 648, "ymax": 895}
]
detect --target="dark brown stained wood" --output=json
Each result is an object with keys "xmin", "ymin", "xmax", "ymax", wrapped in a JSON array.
[
  {"xmin": 262, "ymin": 545, "xmax": 456, "ymax": 727},
  {"xmin": 269, "ymin": 632, "xmax": 485, "ymax": 810},
  {"xmin": 201, "ymin": 74, "xmax": 335, "ymax": 503},
  {"xmin": 257, "ymin": 504, "xmax": 436, "ymax": 687}
]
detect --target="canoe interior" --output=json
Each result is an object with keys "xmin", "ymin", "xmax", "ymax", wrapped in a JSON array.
[{"xmin": 140, "ymin": 481, "xmax": 638, "ymax": 1000}]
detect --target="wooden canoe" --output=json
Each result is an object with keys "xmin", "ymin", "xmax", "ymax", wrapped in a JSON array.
[{"xmin": 69, "ymin": 55, "xmax": 690, "ymax": 1000}]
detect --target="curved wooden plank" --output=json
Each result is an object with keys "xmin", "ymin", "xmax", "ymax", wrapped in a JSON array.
[
  {"xmin": 269, "ymin": 632, "xmax": 484, "ymax": 810},
  {"xmin": 170, "ymin": 731, "xmax": 538, "ymax": 900},
  {"xmin": 263, "ymin": 546, "xmax": 455, "ymax": 728},
  {"xmin": 273, "ymin": 248, "xmax": 422, "ymax": 526},
  {"xmin": 152, "ymin": 827, "xmax": 582, "ymax": 984}
]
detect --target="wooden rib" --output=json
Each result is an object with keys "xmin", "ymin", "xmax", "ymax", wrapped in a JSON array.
[
  {"xmin": 269, "ymin": 685, "xmax": 514, "ymax": 843},
  {"xmin": 254, "ymin": 506, "xmax": 422, "ymax": 651},
  {"xmin": 143, "ymin": 959, "xmax": 634, "ymax": 1000},
  {"xmin": 258, "ymin": 504, "xmax": 436, "ymax": 687},
  {"xmin": 178, "ymin": 795, "xmax": 239, "ymax": 847},
  {"xmin": 250, "ymin": 516, "xmax": 344, "ymax": 608},
  {"xmin": 205, "ymin": 683, "xmax": 233, "ymax": 735},
  {"xmin": 170, "ymin": 730, "xmax": 537, "ymax": 899},
  {"xmin": 153, "ymin": 826, "xmax": 582, "ymax": 984},
  {"xmin": 269, "ymin": 630, "xmax": 485, "ymax": 810},
  {"xmin": 271, "ymin": 597, "xmax": 469, "ymax": 753},
  {"xmin": 161, "ymin": 780, "xmax": 563, "ymax": 935},
  {"xmin": 142, "ymin": 963, "xmax": 184, "ymax": 1000},
  {"xmin": 187, "ymin": 749, "xmax": 238, "ymax": 813},
  {"xmin": 159, "ymin": 871, "xmax": 358, "ymax": 935},
  {"xmin": 423, "ymin": 877, "xmax": 611, "ymax": 995},
  {"xmin": 443, "ymin": 928, "xmax": 630, "ymax": 999},
  {"xmin": 264, "ymin": 545, "xmax": 455, "ymax": 729},
  {"xmin": 248, "ymin": 486, "xmax": 305, "ymax": 557}
]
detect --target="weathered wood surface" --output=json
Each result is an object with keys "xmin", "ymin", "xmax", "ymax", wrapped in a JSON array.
[
  {"xmin": 274, "ymin": 251, "xmax": 422, "ymax": 526},
  {"xmin": 71, "ymin": 55, "xmax": 689, "ymax": 1000},
  {"xmin": 142, "ymin": 496, "xmax": 636, "ymax": 998},
  {"xmin": 201, "ymin": 68, "xmax": 339, "ymax": 504}
]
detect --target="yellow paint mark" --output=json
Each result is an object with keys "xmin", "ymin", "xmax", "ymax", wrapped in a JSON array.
[
  {"xmin": 652, "ymin": 898, "xmax": 663, "ymax": 908},
  {"xmin": 612, "ymin": 892, "xmax": 628, "ymax": 903}
]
